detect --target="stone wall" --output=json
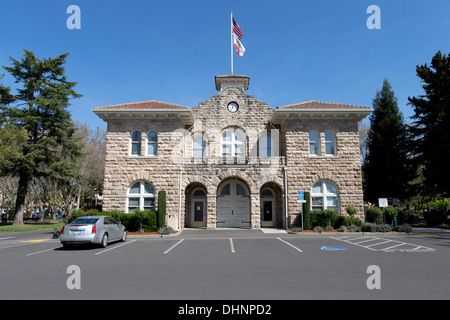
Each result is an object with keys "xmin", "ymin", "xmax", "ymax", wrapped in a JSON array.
[{"xmin": 283, "ymin": 119, "xmax": 365, "ymax": 223}]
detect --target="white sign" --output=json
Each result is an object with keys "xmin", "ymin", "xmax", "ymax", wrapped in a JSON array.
[{"xmin": 378, "ymin": 198, "xmax": 388, "ymax": 208}]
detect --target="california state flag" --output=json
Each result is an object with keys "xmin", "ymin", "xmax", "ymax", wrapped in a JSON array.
[{"xmin": 233, "ymin": 35, "xmax": 246, "ymax": 57}]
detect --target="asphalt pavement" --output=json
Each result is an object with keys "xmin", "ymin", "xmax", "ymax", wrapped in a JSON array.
[{"xmin": 0, "ymin": 226, "xmax": 449, "ymax": 301}]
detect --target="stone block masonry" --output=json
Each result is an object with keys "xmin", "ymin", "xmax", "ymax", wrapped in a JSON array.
[{"xmin": 94, "ymin": 75, "xmax": 372, "ymax": 230}]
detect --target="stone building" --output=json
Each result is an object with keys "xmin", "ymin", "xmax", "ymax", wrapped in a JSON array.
[{"xmin": 93, "ymin": 74, "xmax": 372, "ymax": 230}]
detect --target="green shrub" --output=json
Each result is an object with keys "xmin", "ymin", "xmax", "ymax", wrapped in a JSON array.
[
  {"xmin": 303, "ymin": 192, "xmax": 311, "ymax": 230},
  {"xmin": 384, "ymin": 206, "xmax": 398, "ymax": 224},
  {"xmin": 396, "ymin": 225, "xmax": 413, "ymax": 233},
  {"xmin": 361, "ymin": 222, "xmax": 392, "ymax": 232},
  {"xmin": 157, "ymin": 190, "xmax": 166, "ymax": 228},
  {"xmin": 398, "ymin": 210, "xmax": 420, "ymax": 224},
  {"xmin": 365, "ymin": 207, "xmax": 383, "ymax": 224},
  {"xmin": 65, "ymin": 209, "xmax": 157, "ymax": 232},
  {"xmin": 347, "ymin": 224, "xmax": 361, "ymax": 232},
  {"xmin": 128, "ymin": 210, "xmax": 157, "ymax": 232},
  {"xmin": 158, "ymin": 226, "xmax": 175, "ymax": 234},
  {"xmin": 84, "ymin": 209, "xmax": 100, "ymax": 216},
  {"xmin": 345, "ymin": 206, "xmax": 357, "ymax": 223},
  {"xmin": 310, "ymin": 210, "xmax": 362, "ymax": 229}
]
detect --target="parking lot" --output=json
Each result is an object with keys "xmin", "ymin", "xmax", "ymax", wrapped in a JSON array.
[{"xmin": 0, "ymin": 228, "xmax": 449, "ymax": 301}]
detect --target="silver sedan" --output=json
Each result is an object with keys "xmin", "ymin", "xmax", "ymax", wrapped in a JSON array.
[{"xmin": 60, "ymin": 216, "xmax": 127, "ymax": 249}]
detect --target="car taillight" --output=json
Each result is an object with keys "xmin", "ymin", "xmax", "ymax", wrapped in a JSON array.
[
  {"xmin": 92, "ymin": 224, "xmax": 96, "ymax": 234},
  {"xmin": 61, "ymin": 225, "xmax": 65, "ymax": 234}
]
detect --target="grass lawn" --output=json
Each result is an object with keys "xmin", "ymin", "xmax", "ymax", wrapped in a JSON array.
[{"xmin": 0, "ymin": 222, "xmax": 65, "ymax": 234}]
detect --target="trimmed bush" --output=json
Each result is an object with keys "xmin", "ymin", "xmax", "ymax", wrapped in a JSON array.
[
  {"xmin": 157, "ymin": 190, "xmax": 166, "ymax": 228},
  {"xmin": 365, "ymin": 207, "xmax": 383, "ymax": 224},
  {"xmin": 303, "ymin": 191, "xmax": 311, "ymax": 230},
  {"xmin": 310, "ymin": 210, "xmax": 362, "ymax": 230}
]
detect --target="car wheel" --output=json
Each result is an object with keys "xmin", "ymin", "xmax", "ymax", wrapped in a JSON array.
[
  {"xmin": 100, "ymin": 233, "xmax": 108, "ymax": 248},
  {"xmin": 120, "ymin": 230, "xmax": 127, "ymax": 242}
]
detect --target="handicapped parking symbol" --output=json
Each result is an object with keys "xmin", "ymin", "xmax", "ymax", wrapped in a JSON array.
[{"xmin": 317, "ymin": 246, "xmax": 349, "ymax": 251}]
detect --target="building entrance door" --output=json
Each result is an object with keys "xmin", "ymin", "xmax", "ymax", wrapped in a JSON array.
[
  {"xmin": 217, "ymin": 180, "xmax": 250, "ymax": 228},
  {"xmin": 261, "ymin": 189, "xmax": 275, "ymax": 227}
]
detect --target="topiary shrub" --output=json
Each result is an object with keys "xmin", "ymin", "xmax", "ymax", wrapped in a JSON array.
[
  {"xmin": 303, "ymin": 192, "xmax": 311, "ymax": 230},
  {"xmin": 157, "ymin": 190, "xmax": 166, "ymax": 228}
]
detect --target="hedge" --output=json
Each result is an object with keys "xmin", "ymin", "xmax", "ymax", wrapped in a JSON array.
[
  {"xmin": 309, "ymin": 210, "xmax": 362, "ymax": 229},
  {"xmin": 65, "ymin": 209, "xmax": 157, "ymax": 232}
]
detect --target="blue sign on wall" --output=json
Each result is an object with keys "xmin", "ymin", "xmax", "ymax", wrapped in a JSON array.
[{"xmin": 299, "ymin": 191, "xmax": 304, "ymax": 201}]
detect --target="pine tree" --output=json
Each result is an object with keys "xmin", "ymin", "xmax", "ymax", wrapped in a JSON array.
[
  {"xmin": 409, "ymin": 51, "xmax": 450, "ymax": 198},
  {"xmin": 363, "ymin": 78, "xmax": 415, "ymax": 204},
  {"xmin": 0, "ymin": 50, "xmax": 82, "ymax": 225}
]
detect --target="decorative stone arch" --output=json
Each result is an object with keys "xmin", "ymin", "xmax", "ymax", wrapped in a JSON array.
[
  {"xmin": 185, "ymin": 182, "xmax": 208, "ymax": 228},
  {"xmin": 260, "ymin": 181, "xmax": 283, "ymax": 228},
  {"xmin": 217, "ymin": 170, "xmax": 258, "ymax": 195},
  {"xmin": 306, "ymin": 171, "xmax": 338, "ymax": 192}
]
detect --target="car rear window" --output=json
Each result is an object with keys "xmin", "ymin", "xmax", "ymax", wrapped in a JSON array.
[{"xmin": 71, "ymin": 218, "xmax": 99, "ymax": 225}]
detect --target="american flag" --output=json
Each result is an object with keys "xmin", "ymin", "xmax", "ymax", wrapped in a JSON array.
[{"xmin": 232, "ymin": 18, "xmax": 243, "ymax": 40}]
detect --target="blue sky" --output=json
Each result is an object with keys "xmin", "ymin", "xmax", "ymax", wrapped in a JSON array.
[{"xmin": 1, "ymin": 0, "xmax": 449, "ymax": 130}]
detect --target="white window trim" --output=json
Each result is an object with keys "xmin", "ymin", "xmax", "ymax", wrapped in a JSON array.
[
  {"xmin": 146, "ymin": 130, "xmax": 158, "ymax": 156},
  {"xmin": 130, "ymin": 130, "xmax": 142, "ymax": 156},
  {"xmin": 311, "ymin": 180, "xmax": 339, "ymax": 213},
  {"xmin": 324, "ymin": 130, "xmax": 336, "ymax": 156},
  {"xmin": 308, "ymin": 130, "xmax": 320, "ymax": 156},
  {"xmin": 222, "ymin": 129, "xmax": 245, "ymax": 159},
  {"xmin": 127, "ymin": 181, "xmax": 156, "ymax": 213}
]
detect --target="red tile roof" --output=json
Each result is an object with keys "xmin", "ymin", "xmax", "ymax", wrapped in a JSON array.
[
  {"xmin": 277, "ymin": 100, "xmax": 371, "ymax": 111},
  {"xmin": 93, "ymin": 100, "xmax": 190, "ymax": 111}
]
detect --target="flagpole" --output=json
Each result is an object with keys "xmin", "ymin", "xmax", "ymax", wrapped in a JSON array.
[{"xmin": 231, "ymin": 10, "xmax": 233, "ymax": 75}]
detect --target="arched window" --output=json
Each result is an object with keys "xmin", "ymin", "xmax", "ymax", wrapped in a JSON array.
[
  {"xmin": 222, "ymin": 129, "xmax": 245, "ymax": 163},
  {"xmin": 311, "ymin": 180, "xmax": 339, "ymax": 212},
  {"xmin": 127, "ymin": 181, "xmax": 155, "ymax": 213},
  {"xmin": 193, "ymin": 136, "xmax": 206, "ymax": 158},
  {"xmin": 147, "ymin": 131, "xmax": 158, "ymax": 156},
  {"xmin": 309, "ymin": 130, "xmax": 320, "ymax": 156},
  {"xmin": 131, "ymin": 131, "xmax": 142, "ymax": 156},
  {"xmin": 325, "ymin": 130, "xmax": 336, "ymax": 155}
]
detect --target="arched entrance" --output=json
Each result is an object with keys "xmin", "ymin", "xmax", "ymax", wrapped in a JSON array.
[
  {"xmin": 260, "ymin": 182, "xmax": 283, "ymax": 228},
  {"xmin": 185, "ymin": 183, "xmax": 207, "ymax": 228},
  {"xmin": 260, "ymin": 188, "xmax": 275, "ymax": 227},
  {"xmin": 217, "ymin": 179, "xmax": 250, "ymax": 228}
]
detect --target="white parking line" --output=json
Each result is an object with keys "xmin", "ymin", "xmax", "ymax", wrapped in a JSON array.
[
  {"xmin": 26, "ymin": 248, "xmax": 56, "ymax": 256},
  {"xmin": 277, "ymin": 237, "xmax": 302, "ymax": 252},
  {"xmin": 330, "ymin": 236, "xmax": 435, "ymax": 252},
  {"xmin": 229, "ymin": 238, "xmax": 235, "ymax": 253},
  {"xmin": 95, "ymin": 240, "xmax": 136, "ymax": 255},
  {"xmin": 163, "ymin": 239, "xmax": 184, "ymax": 255},
  {"xmin": 0, "ymin": 237, "xmax": 15, "ymax": 240}
]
